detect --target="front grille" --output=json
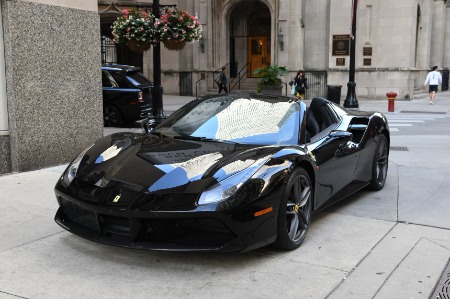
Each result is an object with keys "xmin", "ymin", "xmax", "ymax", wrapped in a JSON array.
[
  {"xmin": 135, "ymin": 218, "xmax": 235, "ymax": 248},
  {"xmin": 97, "ymin": 216, "xmax": 235, "ymax": 248},
  {"xmin": 60, "ymin": 198, "xmax": 98, "ymax": 232},
  {"xmin": 58, "ymin": 197, "xmax": 235, "ymax": 249}
]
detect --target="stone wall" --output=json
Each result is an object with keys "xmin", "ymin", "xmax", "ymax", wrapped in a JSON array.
[
  {"xmin": 1, "ymin": 0, "xmax": 103, "ymax": 173},
  {"xmin": 0, "ymin": 135, "xmax": 10, "ymax": 173}
]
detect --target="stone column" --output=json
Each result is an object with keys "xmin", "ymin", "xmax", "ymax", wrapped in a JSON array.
[
  {"xmin": 278, "ymin": 0, "xmax": 303, "ymax": 71},
  {"xmin": 430, "ymin": 0, "xmax": 446, "ymax": 67},
  {"xmin": 1, "ymin": 0, "xmax": 102, "ymax": 173},
  {"xmin": 444, "ymin": 2, "xmax": 450, "ymax": 67},
  {"xmin": 0, "ymin": 2, "xmax": 10, "ymax": 173},
  {"xmin": 304, "ymin": 0, "xmax": 329, "ymax": 70}
]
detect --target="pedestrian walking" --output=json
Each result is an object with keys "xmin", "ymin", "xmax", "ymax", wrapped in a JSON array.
[
  {"xmin": 293, "ymin": 71, "xmax": 308, "ymax": 100},
  {"xmin": 424, "ymin": 66, "xmax": 442, "ymax": 105},
  {"xmin": 218, "ymin": 67, "xmax": 228, "ymax": 94}
]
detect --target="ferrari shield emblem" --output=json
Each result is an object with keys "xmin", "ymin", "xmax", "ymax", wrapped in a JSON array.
[{"xmin": 113, "ymin": 194, "xmax": 121, "ymax": 203}]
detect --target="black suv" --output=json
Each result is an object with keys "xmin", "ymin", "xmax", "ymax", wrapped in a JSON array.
[{"xmin": 102, "ymin": 64, "xmax": 153, "ymax": 127}]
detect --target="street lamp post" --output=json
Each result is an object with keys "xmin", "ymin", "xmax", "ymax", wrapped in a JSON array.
[
  {"xmin": 151, "ymin": 0, "xmax": 165, "ymax": 122},
  {"xmin": 343, "ymin": 0, "xmax": 359, "ymax": 108}
]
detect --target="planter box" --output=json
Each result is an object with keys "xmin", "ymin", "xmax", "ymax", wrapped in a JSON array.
[{"xmin": 260, "ymin": 86, "xmax": 282, "ymax": 96}]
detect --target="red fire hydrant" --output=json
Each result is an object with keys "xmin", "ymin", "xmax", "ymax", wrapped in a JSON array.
[{"xmin": 386, "ymin": 92, "xmax": 397, "ymax": 112}]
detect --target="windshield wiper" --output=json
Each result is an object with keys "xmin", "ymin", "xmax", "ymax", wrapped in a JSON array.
[
  {"xmin": 172, "ymin": 135, "xmax": 237, "ymax": 144},
  {"xmin": 149, "ymin": 131, "xmax": 170, "ymax": 138},
  {"xmin": 172, "ymin": 135, "xmax": 213, "ymax": 141}
]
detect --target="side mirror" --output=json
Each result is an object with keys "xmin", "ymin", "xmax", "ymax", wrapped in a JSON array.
[
  {"xmin": 138, "ymin": 116, "xmax": 156, "ymax": 134},
  {"xmin": 329, "ymin": 131, "xmax": 355, "ymax": 157},
  {"xmin": 329, "ymin": 130, "xmax": 353, "ymax": 141}
]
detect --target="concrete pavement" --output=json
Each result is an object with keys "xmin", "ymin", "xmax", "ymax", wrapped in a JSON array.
[{"xmin": 1, "ymin": 91, "xmax": 450, "ymax": 299}]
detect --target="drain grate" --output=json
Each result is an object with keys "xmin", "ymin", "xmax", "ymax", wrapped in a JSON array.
[
  {"xmin": 431, "ymin": 259, "xmax": 450, "ymax": 299},
  {"xmin": 390, "ymin": 146, "xmax": 409, "ymax": 151}
]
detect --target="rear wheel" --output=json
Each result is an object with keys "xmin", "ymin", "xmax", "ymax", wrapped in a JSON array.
[
  {"xmin": 273, "ymin": 168, "xmax": 313, "ymax": 250},
  {"xmin": 368, "ymin": 135, "xmax": 388, "ymax": 190},
  {"xmin": 103, "ymin": 104, "xmax": 123, "ymax": 127}
]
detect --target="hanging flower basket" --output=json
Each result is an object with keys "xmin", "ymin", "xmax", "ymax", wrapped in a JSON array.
[
  {"xmin": 163, "ymin": 39, "xmax": 186, "ymax": 51},
  {"xmin": 112, "ymin": 9, "xmax": 156, "ymax": 50},
  {"xmin": 127, "ymin": 40, "xmax": 151, "ymax": 52},
  {"xmin": 154, "ymin": 9, "xmax": 202, "ymax": 50},
  {"xmin": 112, "ymin": 8, "xmax": 202, "ymax": 52}
]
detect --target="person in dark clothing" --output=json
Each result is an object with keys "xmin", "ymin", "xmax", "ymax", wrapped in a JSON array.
[
  {"xmin": 294, "ymin": 71, "xmax": 308, "ymax": 99},
  {"xmin": 218, "ymin": 67, "xmax": 228, "ymax": 94}
]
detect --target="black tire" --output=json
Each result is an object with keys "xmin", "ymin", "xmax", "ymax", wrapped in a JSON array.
[
  {"xmin": 103, "ymin": 104, "xmax": 124, "ymax": 127},
  {"xmin": 273, "ymin": 168, "xmax": 313, "ymax": 250},
  {"xmin": 368, "ymin": 135, "xmax": 389, "ymax": 191}
]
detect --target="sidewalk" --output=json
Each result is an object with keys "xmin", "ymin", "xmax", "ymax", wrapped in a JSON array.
[{"xmin": 0, "ymin": 91, "xmax": 449, "ymax": 299}]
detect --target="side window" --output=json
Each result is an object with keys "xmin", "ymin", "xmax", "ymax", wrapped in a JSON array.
[
  {"xmin": 306, "ymin": 98, "xmax": 341, "ymax": 142},
  {"xmin": 109, "ymin": 71, "xmax": 130, "ymax": 88},
  {"xmin": 102, "ymin": 71, "xmax": 118, "ymax": 88},
  {"xmin": 310, "ymin": 98, "xmax": 340, "ymax": 129}
]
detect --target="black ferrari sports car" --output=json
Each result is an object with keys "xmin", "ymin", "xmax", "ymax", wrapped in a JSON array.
[{"xmin": 54, "ymin": 94, "xmax": 389, "ymax": 252}]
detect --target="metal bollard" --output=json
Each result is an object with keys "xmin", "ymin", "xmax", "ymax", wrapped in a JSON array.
[{"xmin": 386, "ymin": 92, "xmax": 397, "ymax": 112}]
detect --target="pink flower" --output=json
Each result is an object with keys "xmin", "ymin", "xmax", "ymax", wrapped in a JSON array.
[
  {"xmin": 179, "ymin": 17, "xmax": 183, "ymax": 21},
  {"xmin": 123, "ymin": 10, "xmax": 129, "ymax": 16},
  {"xmin": 127, "ymin": 27, "xmax": 131, "ymax": 32},
  {"xmin": 142, "ymin": 11, "xmax": 148, "ymax": 17}
]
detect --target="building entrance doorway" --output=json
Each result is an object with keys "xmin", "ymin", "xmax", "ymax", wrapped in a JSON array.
[
  {"xmin": 230, "ymin": 1, "xmax": 271, "ymax": 78},
  {"xmin": 248, "ymin": 36, "xmax": 270, "ymax": 74},
  {"xmin": 247, "ymin": 7, "xmax": 271, "ymax": 76}
]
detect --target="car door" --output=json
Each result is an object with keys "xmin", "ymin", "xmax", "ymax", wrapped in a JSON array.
[{"xmin": 305, "ymin": 99, "xmax": 360, "ymax": 209}]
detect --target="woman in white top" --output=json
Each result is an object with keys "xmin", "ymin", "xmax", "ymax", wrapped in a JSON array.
[{"xmin": 424, "ymin": 66, "xmax": 443, "ymax": 105}]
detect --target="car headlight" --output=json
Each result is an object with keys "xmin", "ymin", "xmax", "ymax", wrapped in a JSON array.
[
  {"xmin": 197, "ymin": 156, "xmax": 270, "ymax": 205},
  {"xmin": 61, "ymin": 145, "xmax": 93, "ymax": 187}
]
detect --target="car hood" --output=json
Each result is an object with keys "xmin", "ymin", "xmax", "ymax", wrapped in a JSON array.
[{"xmin": 75, "ymin": 133, "xmax": 281, "ymax": 195}]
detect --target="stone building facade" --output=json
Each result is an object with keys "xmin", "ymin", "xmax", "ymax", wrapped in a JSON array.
[
  {"xmin": 100, "ymin": 0, "xmax": 450, "ymax": 99},
  {"xmin": 1, "ymin": 0, "xmax": 449, "ymax": 174},
  {"xmin": 0, "ymin": 0, "xmax": 103, "ymax": 174}
]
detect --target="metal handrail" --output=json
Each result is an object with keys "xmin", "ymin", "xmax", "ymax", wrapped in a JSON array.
[
  {"xmin": 195, "ymin": 74, "xmax": 205, "ymax": 98},
  {"xmin": 281, "ymin": 81, "xmax": 288, "ymax": 97},
  {"xmin": 194, "ymin": 64, "xmax": 231, "ymax": 98},
  {"xmin": 229, "ymin": 63, "xmax": 251, "ymax": 93}
]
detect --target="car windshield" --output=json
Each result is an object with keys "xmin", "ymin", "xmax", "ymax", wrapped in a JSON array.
[
  {"xmin": 127, "ymin": 71, "xmax": 152, "ymax": 87},
  {"xmin": 153, "ymin": 96, "xmax": 300, "ymax": 145}
]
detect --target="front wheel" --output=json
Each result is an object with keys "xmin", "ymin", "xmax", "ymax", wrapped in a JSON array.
[
  {"xmin": 368, "ymin": 135, "xmax": 389, "ymax": 190},
  {"xmin": 273, "ymin": 168, "xmax": 313, "ymax": 250}
]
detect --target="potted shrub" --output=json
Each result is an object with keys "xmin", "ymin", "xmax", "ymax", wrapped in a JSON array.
[{"xmin": 253, "ymin": 64, "xmax": 288, "ymax": 95}]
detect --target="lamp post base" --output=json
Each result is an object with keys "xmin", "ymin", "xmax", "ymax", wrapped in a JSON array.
[{"xmin": 343, "ymin": 82, "xmax": 359, "ymax": 108}]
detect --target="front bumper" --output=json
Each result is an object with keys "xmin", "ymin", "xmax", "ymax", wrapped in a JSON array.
[{"xmin": 54, "ymin": 188, "xmax": 277, "ymax": 252}]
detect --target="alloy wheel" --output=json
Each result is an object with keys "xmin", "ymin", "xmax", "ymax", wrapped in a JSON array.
[
  {"xmin": 285, "ymin": 174, "xmax": 312, "ymax": 243},
  {"xmin": 375, "ymin": 137, "xmax": 388, "ymax": 186}
]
